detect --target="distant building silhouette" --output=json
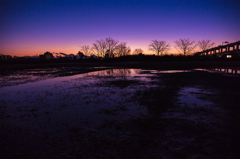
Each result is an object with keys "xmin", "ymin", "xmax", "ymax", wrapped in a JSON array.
[
  {"xmin": 39, "ymin": 51, "xmax": 53, "ymax": 60},
  {"xmin": 0, "ymin": 54, "xmax": 12, "ymax": 60}
]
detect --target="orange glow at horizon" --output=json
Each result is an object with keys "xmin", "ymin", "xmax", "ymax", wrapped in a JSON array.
[{"xmin": 0, "ymin": 39, "xmax": 228, "ymax": 57}]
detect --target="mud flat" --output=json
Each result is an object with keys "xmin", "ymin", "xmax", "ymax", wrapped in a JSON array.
[{"xmin": 1, "ymin": 68, "xmax": 240, "ymax": 158}]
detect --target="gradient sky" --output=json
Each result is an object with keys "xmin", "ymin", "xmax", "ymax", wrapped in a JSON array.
[{"xmin": 1, "ymin": 0, "xmax": 240, "ymax": 56}]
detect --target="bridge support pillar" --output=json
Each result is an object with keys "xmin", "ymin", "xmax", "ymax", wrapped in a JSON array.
[{"xmin": 235, "ymin": 69, "xmax": 238, "ymax": 74}]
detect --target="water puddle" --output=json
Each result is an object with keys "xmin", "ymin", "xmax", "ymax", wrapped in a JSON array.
[
  {"xmin": 162, "ymin": 87, "xmax": 220, "ymax": 123},
  {"xmin": 0, "ymin": 67, "xmax": 109, "ymax": 88},
  {"xmin": 178, "ymin": 87, "xmax": 213, "ymax": 105}
]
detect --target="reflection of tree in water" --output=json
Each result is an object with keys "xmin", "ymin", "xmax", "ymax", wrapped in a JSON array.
[
  {"xmin": 95, "ymin": 70, "xmax": 109, "ymax": 77},
  {"xmin": 134, "ymin": 69, "xmax": 143, "ymax": 75},
  {"xmin": 106, "ymin": 69, "xmax": 113, "ymax": 76},
  {"xmin": 88, "ymin": 69, "xmax": 132, "ymax": 77},
  {"xmin": 115, "ymin": 69, "xmax": 131, "ymax": 78},
  {"xmin": 88, "ymin": 69, "xmax": 142, "ymax": 78},
  {"xmin": 105, "ymin": 69, "xmax": 131, "ymax": 77}
]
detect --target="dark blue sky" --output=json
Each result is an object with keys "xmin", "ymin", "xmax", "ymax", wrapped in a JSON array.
[{"xmin": 1, "ymin": 0, "xmax": 239, "ymax": 56}]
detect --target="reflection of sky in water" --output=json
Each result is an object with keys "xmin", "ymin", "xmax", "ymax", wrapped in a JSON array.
[
  {"xmin": 0, "ymin": 67, "xmax": 109, "ymax": 88},
  {"xmin": 0, "ymin": 69, "xmax": 156, "ymax": 93},
  {"xmin": 161, "ymin": 87, "xmax": 220, "ymax": 123},
  {"xmin": 150, "ymin": 70, "xmax": 191, "ymax": 73},
  {"xmin": 0, "ymin": 68, "xmax": 192, "ymax": 89},
  {"xmin": 0, "ymin": 68, "xmax": 59, "ymax": 88},
  {"xmin": 178, "ymin": 87, "xmax": 213, "ymax": 105}
]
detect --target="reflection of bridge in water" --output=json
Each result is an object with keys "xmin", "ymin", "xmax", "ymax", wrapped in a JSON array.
[
  {"xmin": 194, "ymin": 41, "xmax": 240, "ymax": 57},
  {"xmin": 196, "ymin": 68, "xmax": 240, "ymax": 75}
]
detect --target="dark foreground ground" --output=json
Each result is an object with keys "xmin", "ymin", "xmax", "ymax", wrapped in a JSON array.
[
  {"xmin": 0, "ymin": 65, "xmax": 240, "ymax": 159},
  {"xmin": 1, "ymin": 60, "xmax": 240, "ymax": 71}
]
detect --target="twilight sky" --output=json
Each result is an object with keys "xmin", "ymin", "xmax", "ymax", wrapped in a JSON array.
[{"xmin": 1, "ymin": 0, "xmax": 240, "ymax": 56}]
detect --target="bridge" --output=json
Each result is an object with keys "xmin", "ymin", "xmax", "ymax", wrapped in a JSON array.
[{"xmin": 194, "ymin": 41, "xmax": 240, "ymax": 57}]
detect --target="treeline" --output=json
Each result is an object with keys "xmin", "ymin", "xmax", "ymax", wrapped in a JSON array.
[
  {"xmin": 79, "ymin": 37, "xmax": 131, "ymax": 58},
  {"xmin": 78, "ymin": 37, "xmax": 216, "ymax": 57}
]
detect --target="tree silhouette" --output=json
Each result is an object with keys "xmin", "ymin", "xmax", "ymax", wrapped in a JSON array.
[
  {"xmin": 198, "ymin": 39, "xmax": 215, "ymax": 51},
  {"xmin": 115, "ymin": 42, "xmax": 131, "ymax": 57},
  {"xmin": 174, "ymin": 38, "xmax": 197, "ymax": 56},
  {"xmin": 105, "ymin": 37, "xmax": 118, "ymax": 57},
  {"xmin": 77, "ymin": 51, "xmax": 84, "ymax": 58},
  {"xmin": 92, "ymin": 39, "xmax": 107, "ymax": 57},
  {"xmin": 132, "ymin": 48, "xmax": 144, "ymax": 55},
  {"xmin": 105, "ymin": 49, "xmax": 113, "ymax": 58},
  {"xmin": 79, "ymin": 45, "xmax": 92, "ymax": 56},
  {"xmin": 149, "ymin": 40, "xmax": 170, "ymax": 56}
]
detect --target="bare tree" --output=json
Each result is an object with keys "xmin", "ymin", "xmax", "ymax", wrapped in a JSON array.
[
  {"xmin": 92, "ymin": 43, "xmax": 101, "ymax": 57},
  {"xmin": 105, "ymin": 37, "xmax": 119, "ymax": 56},
  {"xmin": 92, "ymin": 39, "xmax": 107, "ymax": 57},
  {"xmin": 115, "ymin": 42, "xmax": 131, "ymax": 57},
  {"xmin": 98, "ymin": 39, "xmax": 107, "ymax": 57},
  {"xmin": 79, "ymin": 45, "xmax": 92, "ymax": 56},
  {"xmin": 198, "ymin": 39, "xmax": 215, "ymax": 51},
  {"xmin": 132, "ymin": 48, "xmax": 144, "ymax": 55},
  {"xmin": 149, "ymin": 40, "xmax": 170, "ymax": 56},
  {"xmin": 174, "ymin": 38, "xmax": 197, "ymax": 56}
]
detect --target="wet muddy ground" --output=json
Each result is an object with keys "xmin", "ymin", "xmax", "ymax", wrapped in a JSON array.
[
  {"xmin": 0, "ymin": 66, "xmax": 108, "ymax": 88},
  {"xmin": 0, "ymin": 68, "xmax": 240, "ymax": 158}
]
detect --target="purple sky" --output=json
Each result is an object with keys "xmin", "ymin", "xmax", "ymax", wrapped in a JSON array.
[{"xmin": 1, "ymin": 0, "xmax": 240, "ymax": 56}]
